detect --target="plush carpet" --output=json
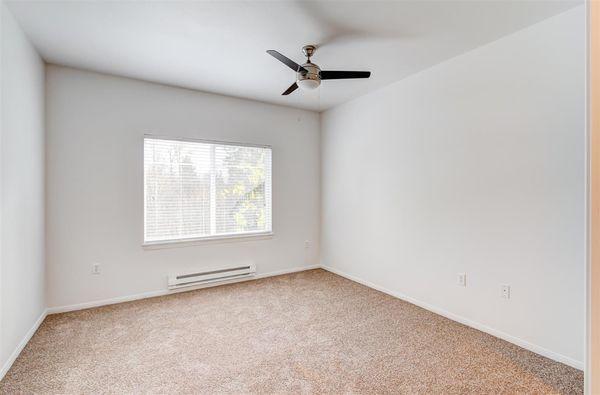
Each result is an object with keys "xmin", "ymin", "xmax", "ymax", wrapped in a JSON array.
[{"xmin": 0, "ymin": 269, "xmax": 583, "ymax": 394}]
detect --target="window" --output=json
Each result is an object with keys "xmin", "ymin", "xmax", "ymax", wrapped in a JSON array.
[{"xmin": 143, "ymin": 136, "xmax": 272, "ymax": 244}]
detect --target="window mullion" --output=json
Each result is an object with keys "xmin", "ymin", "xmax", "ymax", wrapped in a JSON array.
[
  {"xmin": 179, "ymin": 156, "xmax": 183, "ymax": 239},
  {"xmin": 210, "ymin": 144, "xmax": 217, "ymax": 236}
]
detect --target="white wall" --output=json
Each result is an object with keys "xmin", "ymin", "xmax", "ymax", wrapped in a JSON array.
[
  {"xmin": 0, "ymin": 2, "xmax": 46, "ymax": 375},
  {"xmin": 321, "ymin": 6, "xmax": 585, "ymax": 367},
  {"xmin": 45, "ymin": 65, "xmax": 320, "ymax": 309}
]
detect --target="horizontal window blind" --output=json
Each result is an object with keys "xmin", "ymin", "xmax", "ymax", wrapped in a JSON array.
[{"xmin": 144, "ymin": 137, "xmax": 272, "ymax": 243}]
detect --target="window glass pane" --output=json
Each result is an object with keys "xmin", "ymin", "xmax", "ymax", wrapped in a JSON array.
[{"xmin": 215, "ymin": 145, "xmax": 270, "ymax": 235}]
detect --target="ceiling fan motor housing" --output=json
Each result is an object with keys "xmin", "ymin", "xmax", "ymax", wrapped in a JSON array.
[{"xmin": 297, "ymin": 62, "xmax": 321, "ymax": 89}]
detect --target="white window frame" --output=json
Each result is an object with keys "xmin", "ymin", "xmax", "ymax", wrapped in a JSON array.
[{"xmin": 142, "ymin": 134, "xmax": 273, "ymax": 247}]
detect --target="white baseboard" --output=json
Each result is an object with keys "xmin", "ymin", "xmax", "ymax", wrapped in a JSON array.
[
  {"xmin": 255, "ymin": 264, "xmax": 321, "ymax": 280},
  {"xmin": 321, "ymin": 265, "xmax": 584, "ymax": 370},
  {"xmin": 47, "ymin": 264, "xmax": 320, "ymax": 315},
  {"xmin": 0, "ymin": 308, "xmax": 48, "ymax": 381},
  {"xmin": 46, "ymin": 289, "xmax": 169, "ymax": 315}
]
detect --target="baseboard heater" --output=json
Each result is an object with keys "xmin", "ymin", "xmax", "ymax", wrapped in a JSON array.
[{"xmin": 168, "ymin": 264, "xmax": 256, "ymax": 290}]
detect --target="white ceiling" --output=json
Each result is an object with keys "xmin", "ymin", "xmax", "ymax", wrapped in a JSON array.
[{"xmin": 7, "ymin": 0, "xmax": 580, "ymax": 112}]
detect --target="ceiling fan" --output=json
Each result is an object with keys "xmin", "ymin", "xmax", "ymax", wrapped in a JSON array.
[{"xmin": 267, "ymin": 45, "xmax": 371, "ymax": 95}]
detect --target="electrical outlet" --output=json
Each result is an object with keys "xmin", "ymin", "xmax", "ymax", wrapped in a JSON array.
[
  {"xmin": 304, "ymin": 240, "xmax": 310, "ymax": 250},
  {"xmin": 457, "ymin": 273, "xmax": 466, "ymax": 287},
  {"xmin": 92, "ymin": 263, "xmax": 101, "ymax": 275},
  {"xmin": 500, "ymin": 284, "xmax": 510, "ymax": 299}
]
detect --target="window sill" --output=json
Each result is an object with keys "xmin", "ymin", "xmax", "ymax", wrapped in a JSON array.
[{"xmin": 142, "ymin": 232, "xmax": 274, "ymax": 250}]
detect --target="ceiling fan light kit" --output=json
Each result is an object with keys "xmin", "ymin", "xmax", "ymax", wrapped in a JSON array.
[{"xmin": 267, "ymin": 44, "xmax": 371, "ymax": 96}]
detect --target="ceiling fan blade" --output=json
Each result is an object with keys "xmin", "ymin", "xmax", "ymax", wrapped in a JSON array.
[
  {"xmin": 282, "ymin": 82, "xmax": 299, "ymax": 95},
  {"xmin": 267, "ymin": 50, "xmax": 307, "ymax": 73},
  {"xmin": 319, "ymin": 70, "xmax": 371, "ymax": 80}
]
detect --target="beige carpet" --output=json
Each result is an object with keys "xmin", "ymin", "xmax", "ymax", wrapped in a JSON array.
[{"xmin": 0, "ymin": 269, "xmax": 583, "ymax": 394}]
